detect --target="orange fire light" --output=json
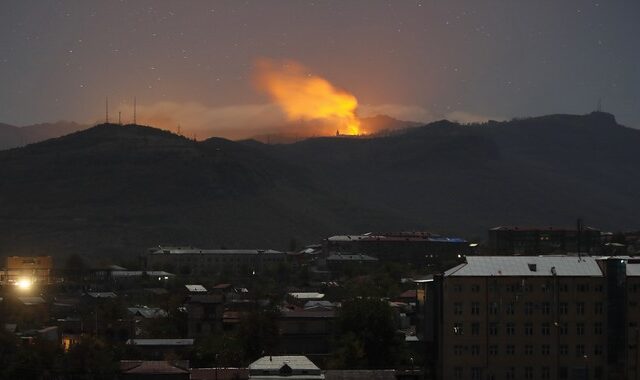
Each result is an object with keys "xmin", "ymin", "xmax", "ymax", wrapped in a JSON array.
[{"xmin": 255, "ymin": 59, "xmax": 362, "ymax": 136}]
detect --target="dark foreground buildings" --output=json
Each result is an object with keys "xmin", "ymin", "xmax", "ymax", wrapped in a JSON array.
[{"xmin": 419, "ymin": 255, "xmax": 640, "ymax": 380}]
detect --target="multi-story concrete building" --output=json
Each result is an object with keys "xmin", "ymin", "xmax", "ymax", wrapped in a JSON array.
[
  {"xmin": 0, "ymin": 255, "xmax": 53, "ymax": 285},
  {"xmin": 143, "ymin": 246, "xmax": 286, "ymax": 276},
  {"xmin": 488, "ymin": 226, "xmax": 601, "ymax": 256},
  {"xmin": 419, "ymin": 255, "xmax": 640, "ymax": 380},
  {"xmin": 325, "ymin": 231, "xmax": 468, "ymax": 269}
]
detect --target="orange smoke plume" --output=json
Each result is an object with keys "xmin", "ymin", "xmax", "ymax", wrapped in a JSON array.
[{"xmin": 254, "ymin": 58, "xmax": 362, "ymax": 135}]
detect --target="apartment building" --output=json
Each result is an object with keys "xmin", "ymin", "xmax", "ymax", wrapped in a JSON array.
[
  {"xmin": 423, "ymin": 256, "xmax": 628, "ymax": 380},
  {"xmin": 143, "ymin": 246, "xmax": 285, "ymax": 276}
]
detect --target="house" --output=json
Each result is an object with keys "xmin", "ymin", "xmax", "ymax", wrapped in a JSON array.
[
  {"xmin": 126, "ymin": 339, "xmax": 195, "ymax": 360},
  {"xmin": 248, "ymin": 355, "xmax": 324, "ymax": 379},
  {"xmin": 277, "ymin": 309, "xmax": 335, "ymax": 357},
  {"xmin": 120, "ymin": 360, "xmax": 190, "ymax": 380},
  {"xmin": 186, "ymin": 294, "xmax": 224, "ymax": 338}
]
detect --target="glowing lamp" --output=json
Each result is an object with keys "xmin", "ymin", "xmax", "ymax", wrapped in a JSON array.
[{"xmin": 16, "ymin": 278, "xmax": 32, "ymax": 290}]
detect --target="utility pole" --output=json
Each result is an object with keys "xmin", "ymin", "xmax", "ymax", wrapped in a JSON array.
[
  {"xmin": 105, "ymin": 97, "xmax": 109, "ymax": 123},
  {"xmin": 133, "ymin": 96, "xmax": 137, "ymax": 125}
]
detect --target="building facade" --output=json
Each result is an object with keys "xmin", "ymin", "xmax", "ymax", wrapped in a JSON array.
[
  {"xmin": 143, "ymin": 247, "xmax": 286, "ymax": 276},
  {"xmin": 1, "ymin": 255, "xmax": 53, "ymax": 285},
  {"xmin": 325, "ymin": 232, "xmax": 468, "ymax": 269},
  {"xmin": 488, "ymin": 227, "xmax": 601, "ymax": 256},
  {"xmin": 420, "ymin": 256, "xmax": 640, "ymax": 380}
]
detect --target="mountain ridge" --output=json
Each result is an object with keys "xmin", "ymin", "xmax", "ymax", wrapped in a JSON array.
[{"xmin": 0, "ymin": 112, "xmax": 638, "ymax": 260}]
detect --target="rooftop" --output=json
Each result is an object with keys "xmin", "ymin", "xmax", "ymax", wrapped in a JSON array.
[
  {"xmin": 327, "ymin": 253, "xmax": 378, "ymax": 262},
  {"xmin": 249, "ymin": 355, "xmax": 320, "ymax": 372},
  {"xmin": 327, "ymin": 232, "xmax": 466, "ymax": 243},
  {"xmin": 444, "ymin": 256, "xmax": 603, "ymax": 277},
  {"xmin": 185, "ymin": 284, "xmax": 208, "ymax": 293},
  {"xmin": 149, "ymin": 247, "xmax": 283, "ymax": 255},
  {"xmin": 288, "ymin": 292, "xmax": 325, "ymax": 300},
  {"xmin": 126, "ymin": 338, "xmax": 194, "ymax": 346},
  {"xmin": 120, "ymin": 360, "xmax": 189, "ymax": 374}
]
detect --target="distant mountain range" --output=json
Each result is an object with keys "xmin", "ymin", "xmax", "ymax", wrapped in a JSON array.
[
  {"xmin": 0, "ymin": 121, "xmax": 88, "ymax": 150},
  {"xmin": 0, "ymin": 111, "xmax": 638, "ymax": 260}
]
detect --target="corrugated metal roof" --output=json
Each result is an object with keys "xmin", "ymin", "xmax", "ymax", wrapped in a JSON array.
[
  {"xmin": 185, "ymin": 284, "xmax": 207, "ymax": 293},
  {"xmin": 126, "ymin": 338, "xmax": 194, "ymax": 346},
  {"xmin": 444, "ymin": 256, "xmax": 603, "ymax": 277},
  {"xmin": 249, "ymin": 356, "xmax": 320, "ymax": 371},
  {"xmin": 288, "ymin": 292, "xmax": 324, "ymax": 299}
]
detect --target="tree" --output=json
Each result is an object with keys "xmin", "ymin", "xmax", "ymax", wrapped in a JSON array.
[
  {"xmin": 63, "ymin": 336, "xmax": 119, "ymax": 380},
  {"xmin": 332, "ymin": 298, "xmax": 405, "ymax": 369}
]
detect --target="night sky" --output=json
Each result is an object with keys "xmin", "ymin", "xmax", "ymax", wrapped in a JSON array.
[{"xmin": 1, "ymin": 1, "xmax": 638, "ymax": 139}]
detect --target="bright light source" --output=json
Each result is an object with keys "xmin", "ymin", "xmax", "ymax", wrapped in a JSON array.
[{"xmin": 16, "ymin": 278, "xmax": 32, "ymax": 290}]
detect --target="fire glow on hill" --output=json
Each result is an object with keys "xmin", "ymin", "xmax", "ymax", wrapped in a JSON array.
[{"xmin": 255, "ymin": 58, "xmax": 363, "ymax": 136}]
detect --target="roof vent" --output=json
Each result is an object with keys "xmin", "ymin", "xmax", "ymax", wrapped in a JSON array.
[
  {"xmin": 550, "ymin": 266, "xmax": 557, "ymax": 276},
  {"xmin": 528, "ymin": 263, "xmax": 537, "ymax": 272}
]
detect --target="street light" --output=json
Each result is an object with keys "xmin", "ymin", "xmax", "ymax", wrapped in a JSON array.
[{"xmin": 16, "ymin": 278, "xmax": 32, "ymax": 290}]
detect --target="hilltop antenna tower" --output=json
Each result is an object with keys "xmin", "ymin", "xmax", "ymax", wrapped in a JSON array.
[
  {"xmin": 597, "ymin": 98, "xmax": 602, "ymax": 112},
  {"xmin": 105, "ymin": 97, "xmax": 109, "ymax": 123},
  {"xmin": 118, "ymin": 111, "xmax": 122, "ymax": 125},
  {"xmin": 133, "ymin": 96, "xmax": 137, "ymax": 125}
]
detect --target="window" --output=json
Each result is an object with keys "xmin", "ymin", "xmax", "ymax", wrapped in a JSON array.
[
  {"xmin": 560, "ymin": 345, "xmax": 568, "ymax": 355},
  {"xmin": 577, "ymin": 283, "xmax": 589, "ymax": 292},
  {"xmin": 453, "ymin": 322, "xmax": 464, "ymax": 335},
  {"xmin": 576, "ymin": 322, "xmax": 585, "ymax": 335},
  {"xmin": 489, "ymin": 322, "xmax": 498, "ymax": 336},
  {"xmin": 454, "ymin": 367, "xmax": 463, "ymax": 380},
  {"xmin": 506, "ymin": 323, "xmax": 515, "ymax": 336},
  {"xmin": 542, "ymin": 283, "xmax": 554, "ymax": 293},
  {"xmin": 471, "ymin": 367, "xmax": 482, "ymax": 380},
  {"xmin": 524, "ymin": 322, "xmax": 533, "ymax": 335},
  {"xmin": 506, "ymin": 345, "xmax": 515, "ymax": 355},
  {"xmin": 595, "ymin": 284, "xmax": 604, "ymax": 292},
  {"xmin": 471, "ymin": 284, "xmax": 480, "ymax": 292},
  {"xmin": 560, "ymin": 322, "xmax": 568, "ymax": 335},
  {"xmin": 594, "ymin": 345, "xmax": 603, "ymax": 356},
  {"xmin": 559, "ymin": 302, "xmax": 568, "ymax": 315},
  {"xmin": 559, "ymin": 283, "xmax": 568, "ymax": 292},
  {"xmin": 489, "ymin": 302, "xmax": 499, "ymax": 315},
  {"xmin": 524, "ymin": 345, "xmax": 534, "ymax": 355},
  {"xmin": 542, "ymin": 344, "xmax": 550, "ymax": 355},
  {"xmin": 471, "ymin": 302, "xmax": 480, "ymax": 315},
  {"xmin": 506, "ymin": 367, "xmax": 515, "ymax": 380},
  {"xmin": 524, "ymin": 302, "xmax": 534, "ymax": 315},
  {"xmin": 506, "ymin": 303, "xmax": 515, "ymax": 315},
  {"xmin": 594, "ymin": 322, "xmax": 603, "ymax": 335},
  {"xmin": 595, "ymin": 302, "xmax": 603, "ymax": 314},
  {"xmin": 471, "ymin": 345, "xmax": 480, "ymax": 356},
  {"xmin": 576, "ymin": 344, "xmax": 585, "ymax": 357},
  {"xmin": 576, "ymin": 302, "xmax": 585, "ymax": 315},
  {"xmin": 489, "ymin": 345, "xmax": 498, "ymax": 355},
  {"xmin": 454, "ymin": 303, "xmax": 463, "ymax": 315},
  {"xmin": 541, "ymin": 302, "xmax": 551, "ymax": 315},
  {"xmin": 541, "ymin": 323, "xmax": 550, "ymax": 336},
  {"xmin": 471, "ymin": 322, "xmax": 480, "ymax": 335},
  {"xmin": 453, "ymin": 284, "xmax": 463, "ymax": 292},
  {"xmin": 524, "ymin": 367, "xmax": 533, "ymax": 380},
  {"xmin": 454, "ymin": 345, "xmax": 464, "ymax": 355}
]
